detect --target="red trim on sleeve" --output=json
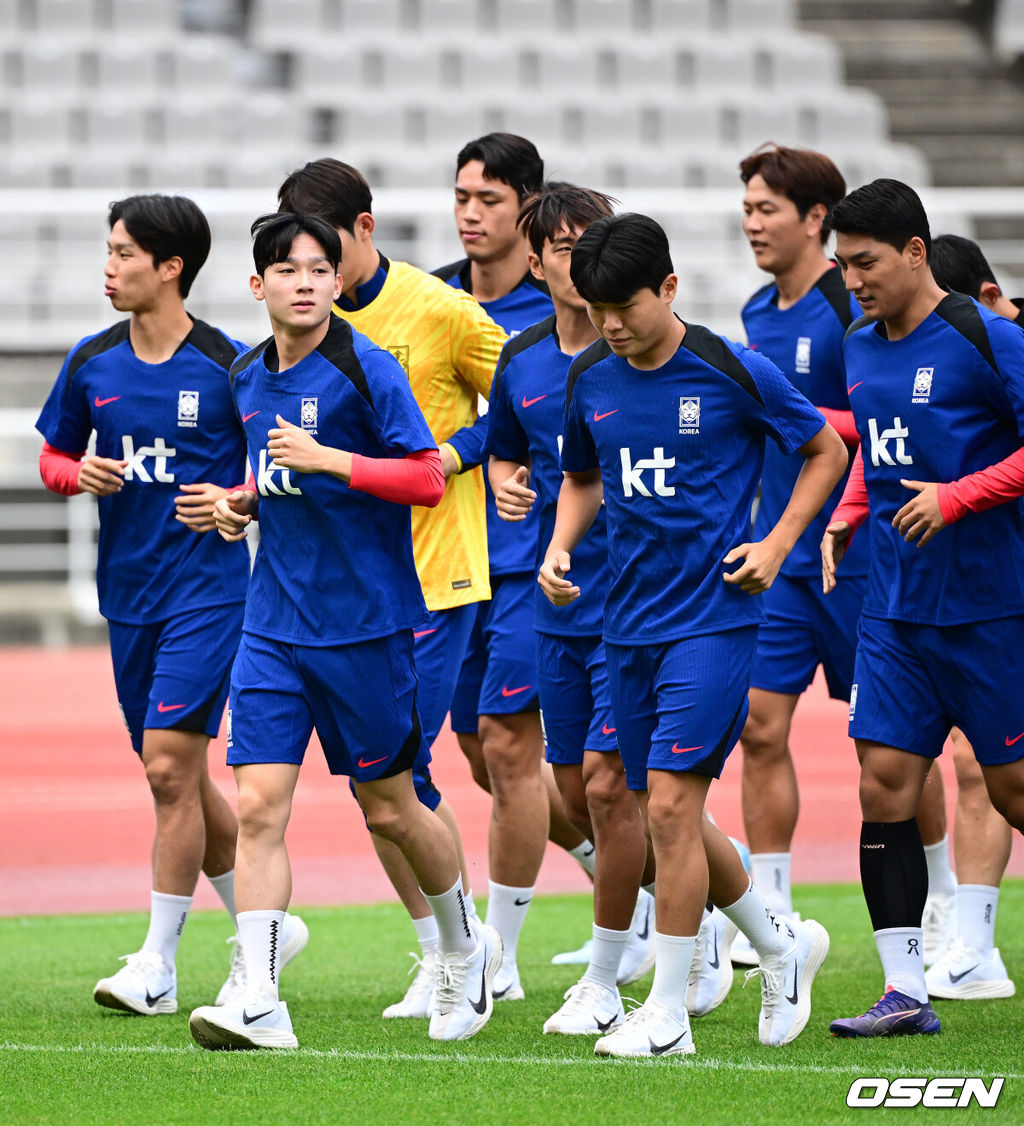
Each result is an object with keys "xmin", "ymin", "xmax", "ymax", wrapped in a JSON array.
[
  {"xmin": 348, "ymin": 448, "xmax": 445, "ymax": 508},
  {"xmin": 831, "ymin": 445, "xmax": 869, "ymax": 535},
  {"xmin": 938, "ymin": 444, "xmax": 1024, "ymax": 525},
  {"xmin": 39, "ymin": 442, "xmax": 84, "ymax": 496},
  {"xmin": 817, "ymin": 406, "xmax": 859, "ymax": 446}
]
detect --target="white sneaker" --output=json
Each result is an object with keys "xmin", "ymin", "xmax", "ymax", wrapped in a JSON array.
[
  {"xmin": 922, "ymin": 890, "xmax": 958, "ymax": 966},
  {"xmin": 215, "ymin": 912, "xmax": 310, "ymax": 1006},
  {"xmin": 594, "ymin": 1000, "xmax": 695, "ymax": 1058},
  {"xmin": 543, "ymin": 979, "xmax": 624, "ymax": 1035},
  {"xmin": 382, "ymin": 949, "xmax": 439, "ymax": 1018},
  {"xmin": 686, "ymin": 907, "xmax": 738, "ymax": 1017},
  {"xmin": 492, "ymin": 960, "xmax": 524, "ymax": 1002},
  {"xmin": 617, "ymin": 890, "xmax": 657, "ymax": 986},
  {"xmin": 93, "ymin": 951, "xmax": 177, "ymax": 1015},
  {"xmin": 190, "ymin": 992, "xmax": 298, "ymax": 1050},
  {"xmin": 925, "ymin": 939, "xmax": 1016, "ymax": 1000},
  {"xmin": 551, "ymin": 938, "xmax": 593, "ymax": 965},
  {"xmin": 731, "ymin": 909, "xmax": 800, "ymax": 967},
  {"xmin": 749, "ymin": 917, "xmax": 829, "ymax": 1046},
  {"xmin": 428, "ymin": 921, "xmax": 503, "ymax": 1041}
]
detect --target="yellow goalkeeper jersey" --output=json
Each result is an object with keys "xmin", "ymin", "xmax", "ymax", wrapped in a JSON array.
[{"xmin": 333, "ymin": 258, "xmax": 506, "ymax": 611}]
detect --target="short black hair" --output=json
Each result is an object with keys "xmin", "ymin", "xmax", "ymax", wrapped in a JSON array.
[
  {"xmin": 277, "ymin": 158, "xmax": 373, "ymax": 234},
  {"xmin": 930, "ymin": 234, "xmax": 997, "ymax": 298},
  {"xmin": 107, "ymin": 194, "xmax": 210, "ymax": 298},
  {"xmin": 739, "ymin": 143, "xmax": 846, "ymax": 245},
  {"xmin": 250, "ymin": 212, "xmax": 342, "ymax": 276},
  {"xmin": 570, "ymin": 213, "xmax": 673, "ymax": 305},
  {"xmin": 455, "ymin": 133, "xmax": 544, "ymax": 202},
  {"xmin": 517, "ymin": 182, "xmax": 617, "ymax": 257},
  {"xmin": 825, "ymin": 178, "xmax": 931, "ymax": 257}
]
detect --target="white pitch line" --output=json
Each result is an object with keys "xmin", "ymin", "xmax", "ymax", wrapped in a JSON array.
[{"xmin": 0, "ymin": 1041, "xmax": 1019, "ymax": 1079}]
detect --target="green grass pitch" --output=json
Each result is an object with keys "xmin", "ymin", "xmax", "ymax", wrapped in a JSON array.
[{"xmin": 2, "ymin": 883, "xmax": 1022, "ymax": 1125}]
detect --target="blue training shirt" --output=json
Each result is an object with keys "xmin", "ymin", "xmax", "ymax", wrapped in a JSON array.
[
  {"xmin": 561, "ymin": 323, "xmax": 826, "ymax": 646},
  {"xmin": 743, "ymin": 264, "xmax": 869, "ymax": 577},
  {"xmin": 484, "ymin": 315, "xmax": 609, "ymax": 637},
  {"xmin": 845, "ymin": 292, "xmax": 1024, "ymax": 626},
  {"xmin": 36, "ymin": 318, "xmax": 250, "ymax": 624},
  {"xmin": 230, "ymin": 314, "xmax": 434, "ymax": 646}
]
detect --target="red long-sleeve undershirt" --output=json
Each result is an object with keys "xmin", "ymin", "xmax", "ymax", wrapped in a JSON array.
[
  {"xmin": 817, "ymin": 407, "xmax": 859, "ymax": 446},
  {"xmin": 39, "ymin": 442, "xmax": 84, "ymax": 496},
  {"xmin": 348, "ymin": 448, "xmax": 445, "ymax": 507}
]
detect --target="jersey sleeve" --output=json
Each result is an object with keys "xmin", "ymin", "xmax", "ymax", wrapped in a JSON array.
[
  {"xmin": 443, "ymin": 411, "xmax": 488, "ymax": 472},
  {"xmin": 560, "ymin": 377, "xmax": 598, "ymax": 473},
  {"xmin": 449, "ymin": 290, "xmax": 508, "ymax": 398},
  {"xmin": 743, "ymin": 347, "xmax": 827, "ymax": 454},
  {"xmin": 366, "ymin": 349, "xmax": 438, "ymax": 456},
  {"xmin": 985, "ymin": 314, "xmax": 1024, "ymax": 438},
  {"xmin": 35, "ymin": 347, "xmax": 94, "ymax": 454},
  {"xmin": 483, "ymin": 362, "xmax": 530, "ymax": 464}
]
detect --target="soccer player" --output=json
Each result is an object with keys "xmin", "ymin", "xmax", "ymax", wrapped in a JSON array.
[
  {"xmin": 821, "ymin": 181, "xmax": 1024, "ymax": 1038},
  {"xmin": 35, "ymin": 194, "xmax": 306, "ymax": 1018},
  {"xmin": 188, "ymin": 212, "xmax": 501, "ymax": 1050},
  {"xmin": 276, "ymin": 158, "xmax": 504, "ymax": 1018},
  {"xmin": 486, "ymin": 182, "xmax": 661, "ymax": 1034},
  {"xmin": 438, "ymin": 134, "xmax": 600, "ymax": 991},
  {"xmin": 542, "ymin": 213, "xmax": 845, "ymax": 1057}
]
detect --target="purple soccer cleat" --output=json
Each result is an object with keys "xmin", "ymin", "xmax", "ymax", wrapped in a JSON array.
[{"xmin": 830, "ymin": 988, "xmax": 941, "ymax": 1038}]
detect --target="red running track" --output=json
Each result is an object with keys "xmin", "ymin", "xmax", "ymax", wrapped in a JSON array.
[{"xmin": 2, "ymin": 646, "xmax": 1021, "ymax": 916}]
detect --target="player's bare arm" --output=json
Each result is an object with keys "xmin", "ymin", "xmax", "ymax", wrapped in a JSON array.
[
  {"xmin": 174, "ymin": 482, "xmax": 231, "ymax": 533},
  {"xmin": 77, "ymin": 455, "xmax": 127, "ymax": 496},
  {"xmin": 539, "ymin": 468, "xmax": 603, "ymax": 606},
  {"xmin": 821, "ymin": 519, "xmax": 851, "ymax": 594},
  {"xmin": 489, "ymin": 458, "xmax": 536, "ymax": 522},
  {"xmin": 268, "ymin": 414, "xmax": 353, "ymax": 481},
  {"xmin": 724, "ymin": 421, "xmax": 847, "ymax": 595},
  {"xmin": 214, "ymin": 490, "xmax": 258, "ymax": 542}
]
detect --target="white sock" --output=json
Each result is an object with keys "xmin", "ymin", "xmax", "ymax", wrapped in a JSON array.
[
  {"xmin": 412, "ymin": 913, "xmax": 439, "ymax": 953},
  {"xmin": 141, "ymin": 891, "xmax": 192, "ymax": 966},
  {"xmin": 720, "ymin": 881, "xmax": 789, "ymax": 959},
  {"xmin": 464, "ymin": 889, "xmax": 479, "ymax": 921},
  {"xmin": 875, "ymin": 926, "xmax": 927, "ymax": 1001},
  {"xmin": 485, "ymin": 880, "xmax": 535, "ymax": 966},
  {"xmin": 645, "ymin": 931, "xmax": 697, "ymax": 1016},
  {"xmin": 207, "ymin": 870, "xmax": 237, "ymax": 927},
  {"xmin": 582, "ymin": 924, "xmax": 628, "ymax": 991},
  {"xmin": 958, "ymin": 884, "xmax": 1000, "ymax": 954},
  {"xmin": 237, "ymin": 909, "xmax": 286, "ymax": 999},
  {"xmin": 567, "ymin": 840, "xmax": 596, "ymax": 876},
  {"xmin": 750, "ymin": 852, "xmax": 792, "ymax": 915},
  {"xmin": 423, "ymin": 877, "xmax": 475, "ymax": 956},
  {"xmin": 923, "ymin": 836, "xmax": 957, "ymax": 896}
]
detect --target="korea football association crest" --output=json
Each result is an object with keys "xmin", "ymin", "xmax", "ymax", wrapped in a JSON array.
[
  {"xmin": 679, "ymin": 396, "xmax": 700, "ymax": 435},
  {"xmin": 912, "ymin": 367, "xmax": 933, "ymax": 404},
  {"xmin": 301, "ymin": 396, "xmax": 318, "ymax": 434},
  {"xmin": 795, "ymin": 336, "xmax": 812, "ymax": 375},
  {"xmin": 177, "ymin": 390, "xmax": 198, "ymax": 428}
]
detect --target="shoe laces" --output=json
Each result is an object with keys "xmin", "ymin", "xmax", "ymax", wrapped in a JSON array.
[
  {"xmin": 223, "ymin": 935, "xmax": 246, "ymax": 987},
  {"xmin": 864, "ymin": 990, "xmax": 914, "ymax": 1018},
  {"xmin": 434, "ymin": 950, "xmax": 470, "ymax": 1009},
  {"xmin": 403, "ymin": 950, "xmax": 438, "ymax": 997},
  {"xmin": 744, "ymin": 963, "xmax": 781, "ymax": 1008},
  {"xmin": 618, "ymin": 998, "xmax": 664, "ymax": 1030},
  {"xmin": 561, "ymin": 979, "xmax": 616, "ymax": 1011}
]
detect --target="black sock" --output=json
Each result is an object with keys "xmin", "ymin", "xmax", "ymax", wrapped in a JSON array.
[{"xmin": 860, "ymin": 819, "xmax": 928, "ymax": 932}]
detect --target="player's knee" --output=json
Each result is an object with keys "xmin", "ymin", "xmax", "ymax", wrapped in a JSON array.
[
  {"xmin": 739, "ymin": 711, "xmax": 788, "ymax": 762},
  {"xmin": 144, "ymin": 755, "xmax": 192, "ymax": 806},
  {"xmin": 583, "ymin": 763, "xmax": 628, "ymax": 820},
  {"xmin": 235, "ymin": 787, "xmax": 287, "ymax": 840},
  {"xmin": 480, "ymin": 722, "xmax": 541, "ymax": 792},
  {"xmin": 362, "ymin": 799, "xmax": 409, "ymax": 844}
]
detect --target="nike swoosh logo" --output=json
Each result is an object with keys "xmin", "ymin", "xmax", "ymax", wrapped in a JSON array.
[
  {"xmin": 846, "ymin": 381, "xmax": 864, "ymax": 395},
  {"xmin": 145, "ymin": 987, "xmax": 171, "ymax": 1005},
  {"xmin": 671, "ymin": 744, "xmax": 703, "ymax": 754},
  {"xmin": 242, "ymin": 1008, "xmax": 274, "ymax": 1025},
  {"xmin": 469, "ymin": 965, "xmax": 488, "ymax": 1015},
  {"xmin": 492, "ymin": 983, "xmax": 513, "ymax": 999},
  {"xmin": 358, "ymin": 755, "xmax": 389, "ymax": 768},
  {"xmin": 601, "ymin": 724, "xmax": 616, "ymax": 735},
  {"xmin": 708, "ymin": 927, "xmax": 719, "ymax": 969},
  {"xmin": 513, "ymin": 897, "xmax": 531, "ymax": 906},
  {"xmin": 649, "ymin": 1032, "xmax": 686, "ymax": 1055},
  {"xmin": 242, "ymin": 410, "xmax": 261, "ymax": 422},
  {"xmin": 595, "ymin": 1013, "xmax": 618, "ymax": 1032},
  {"xmin": 637, "ymin": 909, "xmax": 650, "ymax": 943},
  {"xmin": 949, "ymin": 965, "xmax": 979, "ymax": 984},
  {"xmin": 582, "ymin": 845, "xmax": 595, "ymax": 857},
  {"xmin": 94, "ymin": 396, "xmax": 121, "ymax": 407},
  {"xmin": 413, "ymin": 628, "xmax": 438, "ymax": 639},
  {"xmin": 156, "ymin": 702, "xmax": 186, "ymax": 713},
  {"xmin": 1006, "ymin": 731, "xmax": 1024, "ymax": 746},
  {"xmin": 787, "ymin": 964, "xmax": 799, "ymax": 1005},
  {"xmin": 501, "ymin": 685, "xmax": 532, "ymax": 697},
  {"xmin": 522, "ymin": 395, "xmax": 548, "ymax": 408},
  {"xmin": 593, "ymin": 409, "xmax": 618, "ymax": 422}
]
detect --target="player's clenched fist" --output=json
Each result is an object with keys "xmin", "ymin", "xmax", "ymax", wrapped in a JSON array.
[
  {"xmin": 267, "ymin": 414, "xmax": 327, "ymax": 474},
  {"xmin": 538, "ymin": 549, "xmax": 581, "ymax": 606},
  {"xmin": 495, "ymin": 465, "xmax": 537, "ymax": 522},
  {"xmin": 77, "ymin": 455, "xmax": 126, "ymax": 496},
  {"xmin": 214, "ymin": 490, "xmax": 258, "ymax": 542}
]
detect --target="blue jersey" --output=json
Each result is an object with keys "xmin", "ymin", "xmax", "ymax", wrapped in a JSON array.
[
  {"xmin": 435, "ymin": 259, "xmax": 554, "ymax": 575},
  {"xmin": 845, "ymin": 293, "xmax": 1024, "ymax": 626},
  {"xmin": 36, "ymin": 318, "xmax": 250, "ymax": 624},
  {"xmin": 231, "ymin": 315, "xmax": 435, "ymax": 646},
  {"xmin": 561, "ymin": 324, "xmax": 826, "ymax": 646},
  {"xmin": 743, "ymin": 265, "xmax": 868, "ymax": 577},
  {"xmin": 483, "ymin": 316, "xmax": 609, "ymax": 637}
]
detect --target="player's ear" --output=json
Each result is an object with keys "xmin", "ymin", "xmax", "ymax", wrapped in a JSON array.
[
  {"xmin": 356, "ymin": 212, "xmax": 375, "ymax": 241},
  {"xmin": 528, "ymin": 250, "xmax": 544, "ymax": 281},
  {"xmin": 805, "ymin": 202, "xmax": 827, "ymax": 239},
  {"xmin": 333, "ymin": 271, "xmax": 343, "ymax": 300},
  {"xmin": 250, "ymin": 274, "xmax": 265, "ymax": 302},
  {"xmin": 160, "ymin": 255, "xmax": 184, "ymax": 285},
  {"xmin": 978, "ymin": 280, "xmax": 1002, "ymax": 309},
  {"xmin": 660, "ymin": 273, "xmax": 678, "ymax": 304},
  {"xmin": 906, "ymin": 236, "xmax": 928, "ymax": 271}
]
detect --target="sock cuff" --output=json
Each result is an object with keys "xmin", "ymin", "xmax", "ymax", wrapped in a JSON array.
[
  {"xmin": 593, "ymin": 924, "xmax": 630, "ymax": 942},
  {"xmin": 922, "ymin": 836, "xmax": 949, "ymax": 853},
  {"xmin": 654, "ymin": 929, "xmax": 699, "ymax": 947},
  {"xmin": 487, "ymin": 879, "xmax": 536, "ymax": 896},
  {"xmin": 151, "ymin": 890, "xmax": 192, "ymax": 907}
]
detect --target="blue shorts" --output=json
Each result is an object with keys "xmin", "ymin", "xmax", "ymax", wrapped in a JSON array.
[
  {"xmin": 228, "ymin": 630, "xmax": 427, "ymax": 780},
  {"xmin": 536, "ymin": 632, "xmax": 618, "ymax": 765},
  {"xmin": 849, "ymin": 614, "xmax": 1024, "ymax": 766},
  {"xmin": 450, "ymin": 572, "xmax": 539, "ymax": 733},
  {"xmin": 750, "ymin": 572, "xmax": 864, "ymax": 701},
  {"xmin": 108, "ymin": 602, "xmax": 243, "ymax": 754},
  {"xmin": 606, "ymin": 627, "xmax": 758, "ymax": 791}
]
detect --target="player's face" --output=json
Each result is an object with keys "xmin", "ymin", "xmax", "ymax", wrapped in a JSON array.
[
  {"xmin": 531, "ymin": 223, "xmax": 586, "ymax": 311},
  {"xmin": 250, "ymin": 233, "xmax": 342, "ymax": 333},
  {"xmin": 586, "ymin": 276, "xmax": 678, "ymax": 366},
  {"xmin": 104, "ymin": 219, "xmax": 168, "ymax": 313},
  {"xmin": 742, "ymin": 174, "xmax": 817, "ymax": 276},
  {"xmin": 454, "ymin": 160, "xmax": 524, "ymax": 265},
  {"xmin": 834, "ymin": 232, "xmax": 920, "ymax": 323}
]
